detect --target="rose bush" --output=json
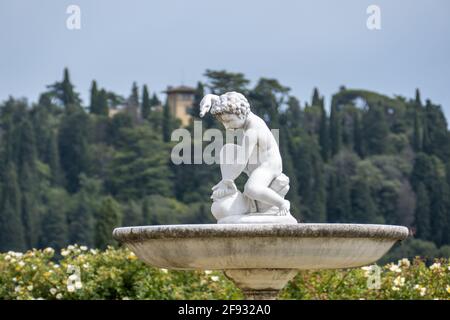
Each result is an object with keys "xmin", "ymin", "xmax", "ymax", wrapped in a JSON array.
[{"xmin": 0, "ymin": 246, "xmax": 448, "ymax": 300}]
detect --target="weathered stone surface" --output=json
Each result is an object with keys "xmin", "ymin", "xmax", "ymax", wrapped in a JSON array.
[
  {"xmin": 217, "ymin": 213, "xmax": 297, "ymax": 224},
  {"xmin": 113, "ymin": 223, "xmax": 408, "ymax": 299},
  {"xmin": 113, "ymin": 223, "xmax": 409, "ymax": 242},
  {"xmin": 113, "ymin": 224, "xmax": 408, "ymax": 270}
]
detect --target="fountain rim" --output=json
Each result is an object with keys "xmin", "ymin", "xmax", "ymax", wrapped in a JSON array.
[{"xmin": 113, "ymin": 223, "xmax": 409, "ymax": 243}]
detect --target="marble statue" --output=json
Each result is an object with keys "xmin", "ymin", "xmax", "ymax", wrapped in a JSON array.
[{"xmin": 200, "ymin": 92, "xmax": 297, "ymax": 224}]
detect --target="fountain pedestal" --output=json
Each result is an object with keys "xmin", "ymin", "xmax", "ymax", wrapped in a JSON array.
[{"xmin": 224, "ymin": 269, "xmax": 298, "ymax": 300}]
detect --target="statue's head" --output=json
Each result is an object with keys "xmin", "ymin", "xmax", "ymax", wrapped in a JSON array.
[{"xmin": 210, "ymin": 92, "xmax": 250, "ymax": 129}]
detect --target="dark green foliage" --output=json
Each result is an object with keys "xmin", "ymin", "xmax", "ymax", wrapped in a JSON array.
[
  {"xmin": 329, "ymin": 104, "xmax": 341, "ymax": 156},
  {"xmin": 141, "ymin": 85, "xmax": 151, "ymax": 120},
  {"xmin": 122, "ymin": 200, "xmax": 143, "ymax": 226},
  {"xmin": 107, "ymin": 126, "xmax": 173, "ymax": 199},
  {"xmin": 414, "ymin": 182, "xmax": 431, "ymax": 240},
  {"xmin": 422, "ymin": 100, "xmax": 450, "ymax": 161},
  {"xmin": 285, "ymin": 97, "xmax": 302, "ymax": 130},
  {"xmin": 353, "ymin": 112, "xmax": 363, "ymax": 156},
  {"xmin": 410, "ymin": 153, "xmax": 450, "ymax": 246},
  {"xmin": 0, "ymin": 69, "xmax": 450, "ymax": 257},
  {"xmin": 204, "ymin": 69, "xmax": 249, "ymax": 94},
  {"xmin": 351, "ymin": 178, "xmax": 377, "ymax": 223},
  {"xmin": 150, "ymin": 93, "xmax": 160, "ymax": 107},
  {"xmin": 39, "ymin": 188, "xmax": 69, "ymax": 251},
  {"xmin": 362, "ymin": 103, "xmax": 389, "ymax": 155},
  {"xmin": 0, "ymin": 163, "xmax": 26, "ymax": 252},
  {"xmin": 95, "ymin": 196, "xmax": 122, "ymax": 249},
  {"xmin": 130, "ymin": 82, "xmax": 139, "ymax": 107},
  {"xmin": 327, "ymin": 172, "xmax": 352, "ymax": 222},
  {"xmin": 47, "ymin": 130, "xmax": 64, "ymax": 186},
  {"xmin": 292, "ymin": 135, "xmax": 326, "ymax": 221},
  {"xmin": 279, "ymin": 127, "xmax": 302, "ymax": 220},
  {"xmin": 412, "ymin": 92, "xmax": 423, "ymax": 152},
  {"xmin": 162, "ymin": 102, "xmax": 172, "ymax": 142},
  {"xmin": 89, "ymin": 80, "xmax": 99, "ymax": 114},
  {"xmin": 96, "ymin": 89, "xmax": 109, "ymax": 116},
  {"xmin": 249, "ymin": 78, "xmax": 289, "ymax": 128},
  {"xmin": 67, "ymin": 175, "xmax": 99, "ymax": 247},
  {"xmin": 46, "ymin": 68, "xmax": 81, "ymax": 108},
  {"xmin": 318, "ymin": 102, "xmax": 329, "ymax": 161},
  {"xmin": 190, "ymin": 82, "xmax": 211, "ymax": 127},
  {"xmin": 58, "ymin": 109, "xmax": 90, "ymax": 193},
  {"xmin": 380, "ymin": 238, "xmax": 443, "ymax": 264}
]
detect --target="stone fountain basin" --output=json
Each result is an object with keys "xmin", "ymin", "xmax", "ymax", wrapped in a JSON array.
[
  {"xmin": 113, "ymin": 223, "xmax": 408, "ymax": 270},
  {"xmin": 113, "ymin": 223, "xmax": 408, "ymax": 298}
]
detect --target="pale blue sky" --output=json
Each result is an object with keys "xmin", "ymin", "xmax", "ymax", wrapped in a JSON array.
[{"xmin": 1, "ymin": 0, "xmax": 449, "ymax": 119}]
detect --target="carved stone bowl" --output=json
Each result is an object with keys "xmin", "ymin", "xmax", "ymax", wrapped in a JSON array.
[{"xmin": 113, "ymin": 223, "xmax": 409, "ymax": 299}]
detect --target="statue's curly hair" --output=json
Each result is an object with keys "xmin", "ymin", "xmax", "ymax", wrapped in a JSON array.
[{"xmin": 210, "ymin": 92, "xmax": 250, "ymax": 119}]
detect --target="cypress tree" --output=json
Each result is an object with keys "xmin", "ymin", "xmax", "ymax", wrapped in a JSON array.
[
  {"xmin": 108, "ymin": 126, "xmax": 173, "ymax": 199},
  {"xmin": 286, "ymin": 97, "xmax": 302, "ymax": 130},
  {"xmin": 68, "ymin": 175, "xmax": 103, "ymax": 247},
  {"xmin": 0, "ymin": 163, "xmax": 26, "ymax": 252},
  {"xmin": 363, "ymin": 103, "xmax": 389, "ymax": 155},
  {"xmin": 319, "ymin": 102, "xmax": 329, "ymax": 161},
  {"xmin": 411, "ymin": 154, "xmax": 450, "ymax": 245},
  {"xmin": 130, "ymin": 82, "xmax": 139, "ymax": 107},
  {"xmin": 410, "ymin": 153, "xmax": 435, "ymax": 192},
  {"xmin": 61, "ymin": 68, "xmax": 77, "ymax": 107},
  {"xmin": 141, "ymin": 85, "xmax": 151, "ymax": 120},
  {"xmin": 89, "ymin": 80, "xmax": 99, "ymax": 114},
  {"xmin": 95, "ymin": 196, "xmax": 122, "ymax": 249},
  {"xmin": 311, "ymin": 150, "xmax": 327, "ymax": 222},
  {"xmin": 40, "ymin": 188, "xmax": 69, "ymax": 250},
  {"xmin": 122, "ymin": 200, "xmax": 143, "ymax": 226},
  {"xmin": 162, "ymin": 102, "xmax": 171, "ymax": 142},
  {"xmin": 68, "ymin": 192, "xmax": 95, "ymax": 247},
  {"xmin": 415, "ymin": 88, "xmax": 422, "ymax": 106},
  {"xmin": 20, "ymin": 163, "xmax": 40, "ymax": 248},
  {"xmin": 150, "ymin": 93, "xmax": 161, "ymax": 107},
  {"xmin": 353, "ymin": 111, "xmax": 363, "ymax": 156},
  {"xmin": 413, "ymin": 103, "xmax": 422, "ymax": 152},
  {"xmin": 126, "ymin": 82, "xmax": 140, "ymax": 123},
  {"xmin": 326, "ymin": 173, "xmax": 339, "ymax": 222},
  {"xmin": 311, "ymin": 87, "xmax": 321, "ymax": 107},
  {"xmin": 328, "ymin": 174, "xmax": 352, "ymax": 222},
  {"xmin": 97, "ymin": 89, "xmax": 109, "ymax": 116},
  {"xmin": 17, "ymin": 118, "xmax": 40, "ymax": 248},
  {"xmin": 142, "ymin": 197, "xmax": 152, "ymax": 224},
  {"xmin": 422, "ymin": 100, "xmax": 450, "ymax": 161},
  {"xmin": 429, "ymin": 175, "xmax": 450, "ymax": 246},
  {"xmin": 414, "ymin": 182, "xmax": 431, "ymax": 240},
  {"xmin": 329, "ymin": 104, "xmax": 341, "ymax": 156},
  {"xmin": 58, "ymin": 109, "xmax": 90, "ymax": 193},
  {"xmin": 46, "ymin": 68, "xmax": 81, "ymax": 109},
  {"xmin": 279, "ymin": 127, "xmax": 302, "ymax": 220},
  {"xmin": 191, "ymin": 82, "xmax": 205, "ymax": 120},
  {"xmin": 351, "ymin": 178, "xmax": 377, "ymax": 223},
  {"xmin": 47, "ymin": 130, "xmax": 64, "ymax": 186}
]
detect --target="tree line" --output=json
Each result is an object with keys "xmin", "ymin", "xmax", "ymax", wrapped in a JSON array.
[{"xmin": 0, "ymin": 68, "xmax": 449, "ymax": 258}]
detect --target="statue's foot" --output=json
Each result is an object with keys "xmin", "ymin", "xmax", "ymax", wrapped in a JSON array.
[{"xmin": 278, "ymin": 200, "xmax": 290, "ymax": 216}]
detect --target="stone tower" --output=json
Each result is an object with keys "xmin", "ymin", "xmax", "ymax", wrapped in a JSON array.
[{"xmin": 165, "ymin": 85, "xmax": 196, "ymax": 127}]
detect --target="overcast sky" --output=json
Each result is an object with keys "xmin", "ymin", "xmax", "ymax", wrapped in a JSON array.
[{"xmin": 1, "ymin": 0, "xmax": 449, "ymax": 118}]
